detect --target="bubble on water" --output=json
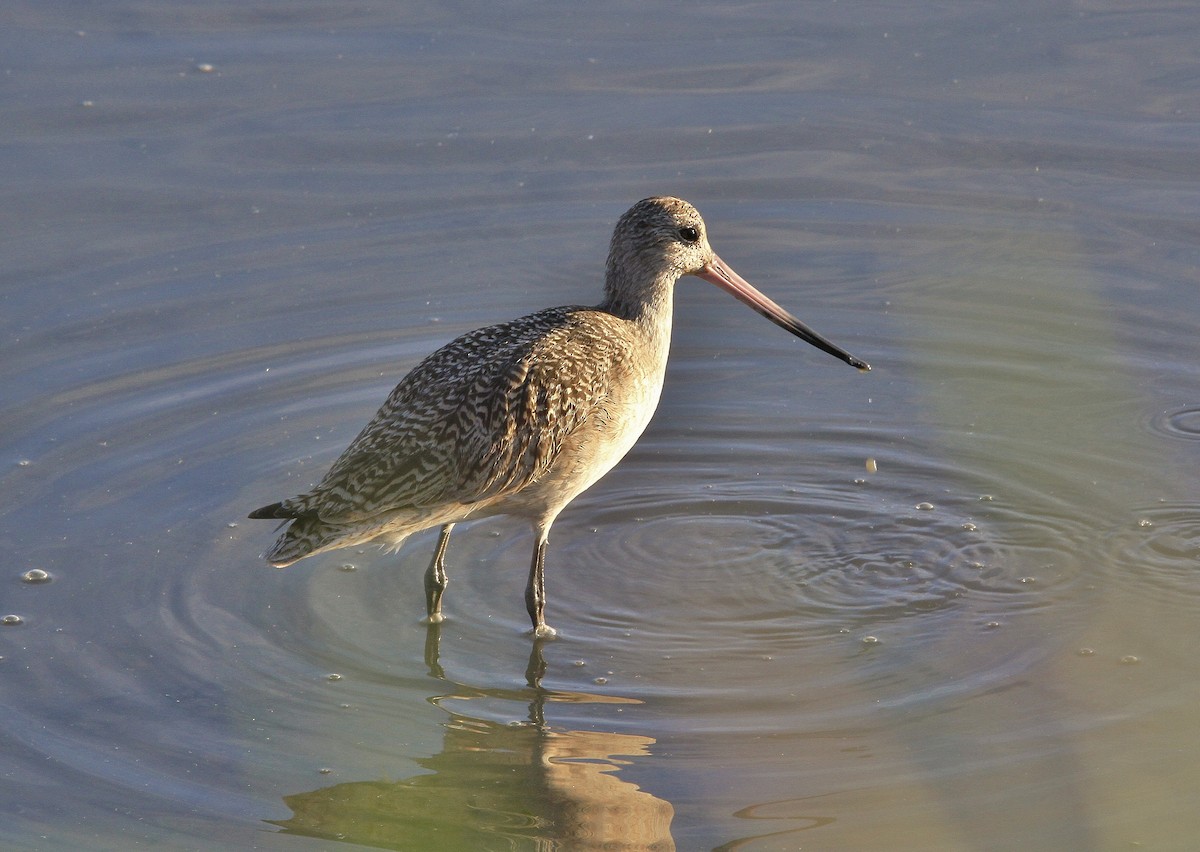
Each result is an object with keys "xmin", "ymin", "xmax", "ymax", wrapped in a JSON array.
[
  {"xmin": 961, "ymin": 522, "xmax": 977, "ymax": 531},
  {"xmin": 1019, "ymin": 577, "xmax": 1036, "ymax": 584},
  {"xmin": 318, "ymin": 767, "xmax": 333, "ymax": 775},
  {"xmin": 573, "ymin": 660, "xmax": 586, "ymax": 667},
  {"xmin": 326, "ymin": 673, "xmax": 343, "ymax": 681},
  {"xmin": 915, "ymin": 502, "xmax": 935, "ymax": 511},
  {"xmin": 593, "ymin": 677, "xmax": 608, "ymax": 685},
  {"xmin": 1136, "ymin": 518, "xmax": 1153, "ymax": 528},
  {"xmin": 865, "ymin": 457, "xmax": 878, "ymax": 474},
  {"xmin": 978, "ymin": 494, "xmax": 995, "ymax": 502},
  {"xmin": 984, "ymin": 621, "xmax": 1001, "ymax": 629},
  {"xmin": 338, "ymin": 563, "xmax": 358, "ymax": 572},
  {"xmin": 861, "ymin": 635, "xmax": 880, "ymax": 645},
  {"xmin": 1, "ymin": 614, "xmax": 24, "ymax": 626},
  {"xmin": 1119, "ymin": 655, "xmax": 1140, "ymax": 665},
  {"xmin": 1077, "ymin": 647, "xmax": 1095, "ymax": 657},
  {"xmin": 21, "ymin": 569, "xmax": 51, "ymax": 584},
  {"xmin": 17, "ymin": 459, "xmax": 31, "ymax": 467}
]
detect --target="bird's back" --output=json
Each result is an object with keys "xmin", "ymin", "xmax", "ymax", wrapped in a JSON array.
[{"xmin": 253, "ymin": 304, "xmax": 660, "ymax": 562}]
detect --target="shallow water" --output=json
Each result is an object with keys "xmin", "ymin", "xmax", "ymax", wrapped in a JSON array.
[{"xmin": 4, "ymin": 1, "xmax": 1200, "ymax": 849}]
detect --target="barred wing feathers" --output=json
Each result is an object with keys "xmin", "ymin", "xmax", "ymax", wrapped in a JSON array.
[{"xmin": 275, "ymin": 306, "xmax": 629, "ymax": 525}]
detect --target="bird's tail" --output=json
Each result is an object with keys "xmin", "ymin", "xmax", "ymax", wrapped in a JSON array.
[
  {"xmin": 248, "ymin": 501, "xmax": 292, "ymax": 520},
  {"xmin": 249, "ymin": 502, "xmax": 351, "ymax": 567},
  {"xmin": 258, "ymin": 516, "xmax": 334, "ymax": 567}
]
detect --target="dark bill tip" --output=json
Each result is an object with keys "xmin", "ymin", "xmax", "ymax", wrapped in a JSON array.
[{"xmin": 695, "ymin": 257, "xmax": 870, "ymax": 373}]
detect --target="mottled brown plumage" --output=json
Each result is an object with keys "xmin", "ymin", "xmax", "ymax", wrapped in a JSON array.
[{"xmin": 250, "ymin": 196, "xmax": 868, "ymax": 636}]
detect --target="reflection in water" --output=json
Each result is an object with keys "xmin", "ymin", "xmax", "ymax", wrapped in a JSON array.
[
  {"xmin": 270, "ymin": 629, "xmax": 675, "ymax": 850},
  {"xmin": 713, "ymin": 798, "xmax": 836, "ymax": 852}
]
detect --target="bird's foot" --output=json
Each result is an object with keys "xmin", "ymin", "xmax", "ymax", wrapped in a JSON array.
[
  {"xmin": 422, "ymin": 613, "xmax": 445, "ymax": 625},
  {"xmin": 530, "ymin": 623, "xmax": 558, "ymax": 639}
]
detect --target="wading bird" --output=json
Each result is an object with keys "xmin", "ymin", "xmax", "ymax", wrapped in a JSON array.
[{"xmin": 250, "ymin": 196, "xmax": 868, "ymax": 636}]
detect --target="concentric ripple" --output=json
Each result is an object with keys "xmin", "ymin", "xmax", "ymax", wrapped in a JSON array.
[
  {"xmin": 1105, "ymin": 503, "xmax": 1200, "ymax": 603},
  {"xmin": 464, "ymin": 444, "xmax": 1104, "ymax": 664},
  {"xmin": 1146, "ymin": 405, "xmax": 1200, "ymax": 442}
]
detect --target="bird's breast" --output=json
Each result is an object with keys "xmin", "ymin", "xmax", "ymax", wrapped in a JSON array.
[{"xmin": 504, "ymin": 341, "xmax": 668, "ymax": 520}]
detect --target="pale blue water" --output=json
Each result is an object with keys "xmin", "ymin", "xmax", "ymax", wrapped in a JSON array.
[{"xmin": 4, "ymin": 2, "xmax": 1200, "ymax": 849}]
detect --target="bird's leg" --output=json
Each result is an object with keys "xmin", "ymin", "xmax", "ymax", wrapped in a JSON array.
[
  {"xmin": 525, "ymin": 530, "xmax": 557, "ymax": 638},
  {"xmin": 423, "ymin": 523, "xmax": 454, "ymax": 624}
]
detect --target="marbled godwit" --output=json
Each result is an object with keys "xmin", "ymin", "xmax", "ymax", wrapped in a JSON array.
[{"xmin": 250, "ymin": 196, "xmax": 869, "ymax": 637}]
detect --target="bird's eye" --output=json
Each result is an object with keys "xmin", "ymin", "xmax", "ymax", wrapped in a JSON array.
[{"xmin": 677, "ymin": 226, "xmax": 700, "ymax": 243}]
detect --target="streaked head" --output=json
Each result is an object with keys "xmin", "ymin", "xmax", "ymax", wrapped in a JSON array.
[{"xmin": 607, "ymin": 196, "xmax": 870, "ymax": 371}]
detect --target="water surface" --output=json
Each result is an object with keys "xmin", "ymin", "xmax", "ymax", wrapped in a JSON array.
[{"xmin": 3, "ymin": 1, "xmax": 1199, "ymax": 849}]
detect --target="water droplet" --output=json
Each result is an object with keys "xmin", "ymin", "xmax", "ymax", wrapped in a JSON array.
[
  {"xmin": 915, "ymin": 502, "xmax": 935, "ymax": 511},
  {"xmin": 1, "ymin": 614, "xmax": 24, "ymax": 626},
  {"xmin": 865, "ymin": 457, "xmax": 878, "ymax": 474},
  {"xmin": 21, "ymin": 569, "xmax": 51, "ymax": 584}
]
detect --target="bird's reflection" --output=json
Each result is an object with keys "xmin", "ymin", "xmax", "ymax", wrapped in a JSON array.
[{"xmin": 270, "ymin": 625, "xmax": 675, "ymax": 850}]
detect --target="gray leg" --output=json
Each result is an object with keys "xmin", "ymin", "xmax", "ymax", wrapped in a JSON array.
[
  {"xmin": 525, "ymin": 534, "xmax": 556, "ymax": 638},
  {"xmin": 423, "ymin": 523, "xmax": 453, "ymax": 624}
]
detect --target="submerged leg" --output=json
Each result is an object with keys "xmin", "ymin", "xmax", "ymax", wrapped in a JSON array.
[
  {"xmin": 525, "ymin": 525, "xmax": 556, "ymax": 638},
  {"xmin": 423, "ymin": 523, "xmax": 454, "ymax": 624}
]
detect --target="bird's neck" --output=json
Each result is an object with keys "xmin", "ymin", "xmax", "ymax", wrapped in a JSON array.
[{"xmin": 599, "ymin": 268, "xmax": 678, "ymax": 332}]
